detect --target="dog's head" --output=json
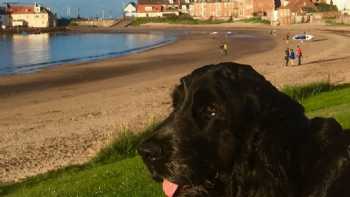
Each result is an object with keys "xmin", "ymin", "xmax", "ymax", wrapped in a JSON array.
[{"xmin": 138, "ymin": 62, "xmax": 308, "ymax": 197}]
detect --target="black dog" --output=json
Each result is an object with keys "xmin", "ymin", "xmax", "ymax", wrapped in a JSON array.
[{"xmin": 138, "ymin": 62, "xmax": 350, "ymax": 197}]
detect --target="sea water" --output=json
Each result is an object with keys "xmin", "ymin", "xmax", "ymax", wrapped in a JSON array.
[{"xmin": 0, "ymin": 32, "xmax": 175, "ymax": 75}]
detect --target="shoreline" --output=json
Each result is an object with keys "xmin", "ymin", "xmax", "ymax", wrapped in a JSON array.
[
  {"xmin": 0, "ymin": 27, "xmax": 69, "ymax": 35},
  {"xmin": 1, "ymin": 24, "xmax": 350, "ymax": 183}
]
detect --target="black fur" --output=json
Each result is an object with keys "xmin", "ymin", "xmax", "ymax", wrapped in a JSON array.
[{"xmin": 138, "ymin": 62, "xmax": 350, "ymax": 197}]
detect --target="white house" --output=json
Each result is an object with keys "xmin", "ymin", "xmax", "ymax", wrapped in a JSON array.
[
  {"xmin": 6, "ymin": 3, "xmax": 56, "ymax": 28},
  {"xmin": 124, "ymin": 2, "xmax": 137, "ymax": 17}
]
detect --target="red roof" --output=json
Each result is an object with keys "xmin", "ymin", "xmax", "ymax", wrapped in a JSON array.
[{"xmin": 7, "ymin": 5, "xmax": 35, "ymax": 14}]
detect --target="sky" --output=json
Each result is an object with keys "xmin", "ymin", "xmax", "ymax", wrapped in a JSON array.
[
  {"xmin": 334, "ymin": 0, "xmax": 350, "ymax": 11},
  {"xmin": 0, "ymin": 0, "xmax": 133, "ymax": 18},
  {"xmin": 0, "ymin": 0, "xmax": 349, "ymax": 18}
]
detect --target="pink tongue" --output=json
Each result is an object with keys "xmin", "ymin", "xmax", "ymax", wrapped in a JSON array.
[{"xmin": 163, "ymin": 179, "xmax": 179, "ymax": 197}]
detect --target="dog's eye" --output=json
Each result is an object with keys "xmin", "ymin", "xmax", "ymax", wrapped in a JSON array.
[
  {"xmin": 201, "ymin": 103, "xmax": 221, "ymax": 119},
  {"xmin": 192, "ymin": 90, "xmax": 224, "ymax": 128},
  {"xmin": 206, "ymin": 104, "xmax": 218, "ymax": 117}
]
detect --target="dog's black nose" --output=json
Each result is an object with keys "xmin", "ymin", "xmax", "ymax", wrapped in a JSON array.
[{"xmin": 138, "ymin": 142, "xmax": 162, "ymax": 162}]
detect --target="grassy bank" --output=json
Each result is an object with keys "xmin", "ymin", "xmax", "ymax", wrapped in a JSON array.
[
  {"xmin": 302, "ymin": 85, "xmax": 350, "ymax": 129},
  {"xmin": 283, "ymin": 82, "xmax": 350, "ymax": 128},
  {"xmin": 236, "ymin": 17, "xmax": 270, "ymax": 24},
  {"xmin": 130, "ymin": 16, "xmax": 227, "ymax": 26},
  {"xmin": 130, "ymin": 16, "xmax": 270, "ymax": 26},
  {"xmin": 1, "ymin": 83, "xmax": 350, "ymax": 196},
  {"xmin": 1, "ymin": 157, "xmax": 161, "ymax": 197}
]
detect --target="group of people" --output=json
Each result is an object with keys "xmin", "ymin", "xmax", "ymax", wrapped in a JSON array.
[
  {"xmin": 284, "ymin": 45, "xmax": 302, "ymax": 66},
  {"xmin": 219, "ymin": 34, "xmax": 304, "ymax": 68}
]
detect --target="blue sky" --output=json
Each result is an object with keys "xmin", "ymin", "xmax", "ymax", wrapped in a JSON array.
[
  {"xmin": 1, "ymin": 0, "xmax": 348, "ymax": 18},
  {"xmin": 0, "ymin": 0, "xmax": 133, "ymax": 18}
]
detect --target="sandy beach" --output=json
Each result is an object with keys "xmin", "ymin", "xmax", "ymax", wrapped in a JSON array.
[{"xmin": 0, "ymin": 24, "xmax": 350, "ymax": 183}]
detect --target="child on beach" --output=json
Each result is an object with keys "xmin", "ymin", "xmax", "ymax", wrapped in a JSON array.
[
  {"xmin": 284, "ymin": 48, "xmax": 290, "ymax": 66},
  {"xmin": 221, "ymin": 42, "xmax": 228, "ymax": 55},
  {"xmin": 285, "ymin": 32, "xmax": 290, "ymax": 44},
  {"xmin": 289, "ymin": 49, "xmax": 296, "ymax": 66},
  {"xmin": 296, "ymin": 45, "xmax": 302, "ymax": 65}
]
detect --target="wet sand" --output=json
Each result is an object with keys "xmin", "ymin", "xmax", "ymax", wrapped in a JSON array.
[{"xmin": 1, "ymin": 24, "xmax": 350, "ymax": 183}]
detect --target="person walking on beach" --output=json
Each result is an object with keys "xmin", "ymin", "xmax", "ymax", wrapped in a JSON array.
[
  {"xmin": 221, "ymin": 42, "xmax": 228, "ymax": 55},
  {"xmin": 284, "ymin": 47, "xmax": 290, "ymax": 66},
  {"xmin": 296, "ymin": 45, "xmax": 302, "ymax": 65},
  {"xmin": 289, "ymin": 49, "xmax": 296, "ymax": 66},
  {"xmin": 286, "ymin": 32, "xmax": 290, "ymax": 44}
]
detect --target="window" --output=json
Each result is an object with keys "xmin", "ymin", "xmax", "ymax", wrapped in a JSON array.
[{"xmin": 145, "ymin": 6, "xmax": 152, "ymax": 11}]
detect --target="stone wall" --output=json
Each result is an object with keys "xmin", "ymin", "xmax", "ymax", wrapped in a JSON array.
[{"xmin": 74, "ymin": 19, "xmax": 116, "ymax": 27}]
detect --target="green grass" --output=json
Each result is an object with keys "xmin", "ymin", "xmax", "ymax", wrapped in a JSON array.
[
  {"xmin": 130, "ymin": 16, "xmax": 270, "ymax": 26},
  {"xmin": 236, "ymin": 17, "xmax": 271, "ymax": 24},
  {"xmin": 1, "ymin": 157, "xmax": 162, "ymax": 197},
  {"xmin": 302, "ymin": 85, "xmax": 350, "ymax": 129},
  {"xmin": 1, "ymin": 83, "xmax": 350, "ymax": 196},
  {"xmin": 282, "ymin": 82, "xmax": 350, "ymax": 129},
  {"xmin": 130, "ymin": 16, "xmax": 227, "ymax": 26}
]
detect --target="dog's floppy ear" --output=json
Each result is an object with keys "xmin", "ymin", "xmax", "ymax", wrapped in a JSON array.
[
  {"xmin": 309, "ymin": 117, "xmax": 343, "ymax": 150},
  {"xmin": 171, "ymin": 77, "xmax": 188, "ymax": 109}
]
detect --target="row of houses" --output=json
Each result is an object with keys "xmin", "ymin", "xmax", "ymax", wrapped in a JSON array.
[
  {"xmin": 124, "ymin": 0, "xmax": 256, "ymax": 19},
  {"xmin": 124, "ymin": 0, "xmax": 348, "ymax": 24},
  {"xmin": 0, "ymin": 3, "xmax": 56, "ymax": 29}
]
